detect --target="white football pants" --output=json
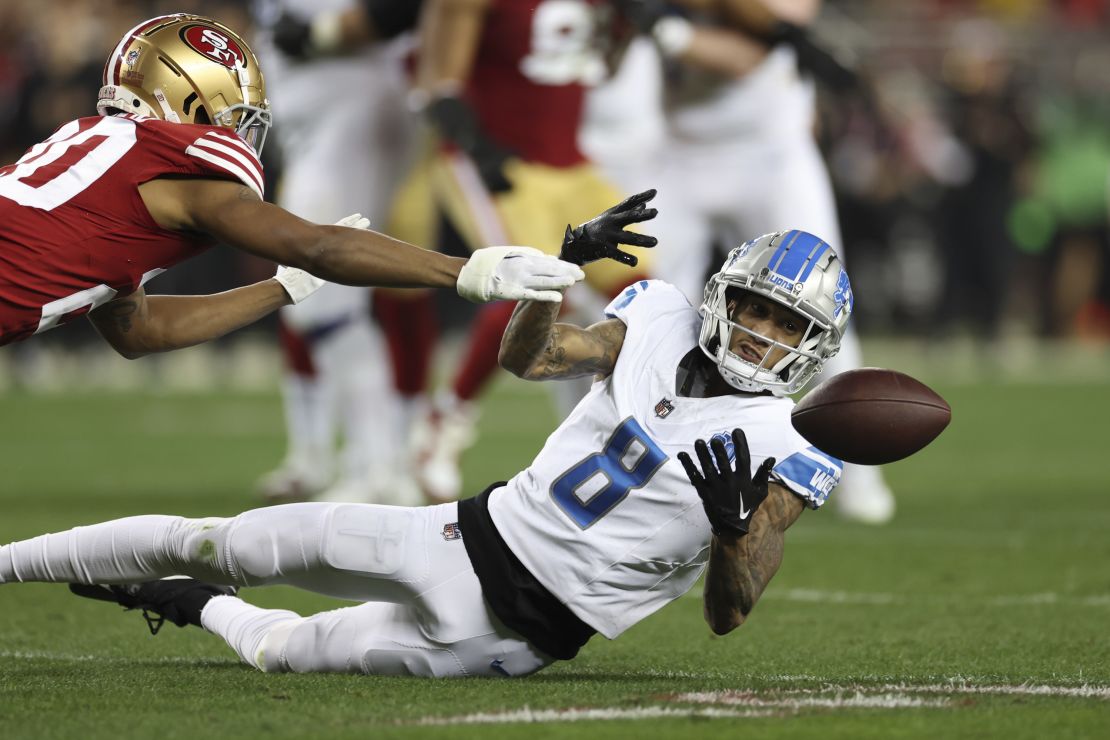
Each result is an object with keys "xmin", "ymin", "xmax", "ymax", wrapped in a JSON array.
[{"xmin": 0, "ymin": 503, "xmax": 551, "ymax": 677}]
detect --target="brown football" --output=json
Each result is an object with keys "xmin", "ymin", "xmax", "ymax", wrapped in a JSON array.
[{"xmin": 790, "ymin": 368, "xmax": 951, "ymax": 465}]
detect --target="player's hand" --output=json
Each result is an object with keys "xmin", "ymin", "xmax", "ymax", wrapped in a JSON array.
[
  {"xmin": 770, "ymin": 22, "xmax": 859, "ymax": 92},
  {"xmin": 457, "ymin": 246, "xmax": 585, "ymax": 303},
  {"xmin": 678, "ymin": 429, "xmax": 775, "ymax": 538},
  {"xmin": 274, "ymin": 214, "xmax": 370, "ymax": 304},
  {"xmin": 559, "ymin": 190, "xmax": 659, "ymax": 267}
]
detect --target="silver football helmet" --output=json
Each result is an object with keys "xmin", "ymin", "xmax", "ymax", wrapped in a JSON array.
[{"xmin": 698, "ymin": 230, "xmax": 853, "ymax": 396}]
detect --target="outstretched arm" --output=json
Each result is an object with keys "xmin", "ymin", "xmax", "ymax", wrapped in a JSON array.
[
  {"xmin": 702, "ymin": 483, "xmax": 803, "ymax": 634},
  {"xmin": 138, "ymin": 178, "xmax": 580, "ymax": 303},
  {"xmin": 89, "ymin": 282, "xmax": 290, "ymax": 359},
  {"xmin": 678, "ymin": 428, "xmax": 804, "ymax": 635},
  {"xmin": 499, "ymin": 302, "xmax": 627, "ymax": 381},
  {"xmin": 141, "ymin": 178, "xmax": 465, "ymax": 289}
]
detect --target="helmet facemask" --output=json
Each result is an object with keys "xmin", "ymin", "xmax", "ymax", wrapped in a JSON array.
[{"xmin": 698, "ymin": 231, "xmax": 852, "ymax": 396}]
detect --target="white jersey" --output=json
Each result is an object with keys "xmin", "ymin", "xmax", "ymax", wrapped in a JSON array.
[{"xmin": 488, "ymin": 281, "xmax": 841, "ymax": 639}]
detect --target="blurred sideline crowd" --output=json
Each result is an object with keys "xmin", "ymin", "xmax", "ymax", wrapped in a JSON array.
[{"xmin": 1, "ymin": 0, "xmax": 1108, "ymax": 350}]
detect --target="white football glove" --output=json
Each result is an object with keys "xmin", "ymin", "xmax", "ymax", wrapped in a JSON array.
[
  {"xmin": 273, "ymin": 213, "xmax": 371, "ymax": 304},
  {"xmin": 456, "ymin": 246, "xmax": 585, "ymax": 303}
]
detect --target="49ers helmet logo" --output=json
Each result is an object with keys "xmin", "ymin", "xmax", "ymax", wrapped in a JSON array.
[{"xmin": 181, "ymin": 25, "xmax": 245, "ymax": 68}]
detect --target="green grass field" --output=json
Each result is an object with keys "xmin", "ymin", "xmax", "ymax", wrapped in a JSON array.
[{"xmin": 1, "ymin": 377, "xmax": 1108, "ymax": 738}]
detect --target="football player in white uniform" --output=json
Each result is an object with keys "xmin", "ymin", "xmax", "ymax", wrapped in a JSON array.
[
  {"xmin": 0, "ymin": 212, "xmax": 853, "ymax": 677},
  {"xmin": 586, "ymin": 0, "xmax": 896, "ymax": 524}
]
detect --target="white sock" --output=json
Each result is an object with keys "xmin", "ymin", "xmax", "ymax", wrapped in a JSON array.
[
  {"xmin": 201, "ymin": 594, "xmax": 301, "ymax": 671},
  {"xmin": 280, "ymin": 373, "xmax": 334, "ymax": 480}
]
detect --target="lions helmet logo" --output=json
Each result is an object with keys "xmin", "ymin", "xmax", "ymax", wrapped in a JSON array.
[
  {"xmin": 833, "ymin": 268, "xmax": 853, "ymax": 318},
  {"xmin": 726, "ymin": 239, "xmax": 757, "ymax": 269}
]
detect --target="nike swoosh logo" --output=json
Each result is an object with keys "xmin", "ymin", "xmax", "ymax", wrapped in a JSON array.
[{"xmin": 737, "ymin": 501, "xmax": 750, "ymax": 519}]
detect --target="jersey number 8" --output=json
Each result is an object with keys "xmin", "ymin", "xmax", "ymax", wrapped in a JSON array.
[{"xmin": 551, "ymin": 417, "xmax": 667, "ymax": 528}]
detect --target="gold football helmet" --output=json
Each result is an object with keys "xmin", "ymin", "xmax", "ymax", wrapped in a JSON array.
[{"xmin": 97, "ymin": 14, "xmax": 271, "ymax": 152}]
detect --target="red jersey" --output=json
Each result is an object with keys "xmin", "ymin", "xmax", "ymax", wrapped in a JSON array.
[
  {"xmin": 469, "ymin": 0, "xmax": 605, "ymax": 167},
  {"xmin": 0, "ymin": 114, "xmax": 265, "ymax": 346}
]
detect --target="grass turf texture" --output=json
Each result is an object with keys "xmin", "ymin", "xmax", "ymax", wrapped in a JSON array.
[{"xmin": 1, "ymin": 378, "xmax": 1108, "ymax": 738}]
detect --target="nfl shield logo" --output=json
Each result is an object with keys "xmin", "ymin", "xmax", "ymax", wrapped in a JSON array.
[
  {"xmin": 441, "ymin": 522, "xmax": 462, "ymax": 541},
  {"xmin": 654, "ymin": 397, "xmax": 675, "ymax": 418}
]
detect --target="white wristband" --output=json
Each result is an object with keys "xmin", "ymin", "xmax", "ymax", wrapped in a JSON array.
[
  {"xmin": 274, "ymin": 265, "xmax": 324, "ymax": 304},
  {"xmin": 652, "ymin": 16, "xmax": 695, "ymax": 59}
]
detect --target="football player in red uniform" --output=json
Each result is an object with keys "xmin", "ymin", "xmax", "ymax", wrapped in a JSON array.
[
  {"xmin": 0, "ymin": 14, "xmax": 584, "ymax": 356},
  {"xmin": 379, "ymin": 0, "xmax": 655, "ymax": 502}
]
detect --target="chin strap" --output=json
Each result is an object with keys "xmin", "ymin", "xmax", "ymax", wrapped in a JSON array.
[{"xmin": 151, "ymin": 88, "xmax": 180, "ymax": 123}]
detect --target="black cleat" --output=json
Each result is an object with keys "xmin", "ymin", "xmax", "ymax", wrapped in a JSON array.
[{"xmin": 69, "ymin": 578, "xmax": 238, "ymax": 635}]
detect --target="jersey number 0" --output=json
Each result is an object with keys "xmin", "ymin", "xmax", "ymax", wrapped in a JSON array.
[{"xmin": 551, "ymin": 417, "xmax": 667, "ymax": 528}]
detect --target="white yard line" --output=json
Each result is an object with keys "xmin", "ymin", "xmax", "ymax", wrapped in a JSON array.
[
  {"xmin": 679, "ymin": 683, "xmax": 1110, "ymax": 702},
  {"xmin": 676, "ymin": 692, "xmax": 947, "ymax": 709},
  {"xmin": 410, "ymin": 682, "xmax": 1109, "ymax": 726},
  {"xmin": 412, "ymin": 707, "xmax": 774, "ymax": 725},
  {"xmin": 880, "ymin": 683, "xmax": 1110, "ymax": 699}
]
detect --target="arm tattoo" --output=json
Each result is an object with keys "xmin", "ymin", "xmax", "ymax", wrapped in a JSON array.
[
  {"xmin": 500, "ymin": 300, "xmax": 561, "ymax": 376},
  {"xmin": 501, "ymin": 302, "xmax": 624, "ymax": 380},
  {"xmin": 703, "ymin": 486, "xmax": 800, "ymax": 631},
  {"xmin": 104, "ymin": 300, "xmax": 139, "ymax": 334},
  {"xmin": 533, "ymin": 323, "xmax": 619, "ymax": 379}
]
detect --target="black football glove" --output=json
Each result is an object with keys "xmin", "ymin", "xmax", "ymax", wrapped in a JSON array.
[
  {"xmin": 768, "ymin": 22, "xmax": 859, "ymax": 93},
  {"xmin": 559, "ymin": 190, "xmax": 659, "ymax": 267},
  {"xmin": 425, "ymin": 95, "xmax": 514, "ymax": 193},
  {"xmin": 678, "ymin": 428, "xmax": 775, "ymax": 537}
]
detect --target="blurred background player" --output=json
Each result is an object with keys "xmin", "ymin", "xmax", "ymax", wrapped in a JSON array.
[
  {"xmin": 250, "ymin": 0, "xmax": 424, "ymax": 504},
  {"xmin": 376, "ymin": 0, "xmax": 655, "ymax": 502},
  {"xmin": 585, "ymin": 0, "xmax": 896, "ymax": 523}
]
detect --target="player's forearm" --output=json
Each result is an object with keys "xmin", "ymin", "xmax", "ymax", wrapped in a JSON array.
[
  {"xmin": 701, "ymin": 489, "xmax": 797, "ymax": 634},
  {"xmin": 304, "ymin": 227, "xmax": 465, "ymax": 290},
  {"xmin": 702, "ymin": 533, "xmax": 769, "ymax": 634},
  {"xmin": 93, "ymin": 283, "xmax": 288, "ymax": 358},
  {"xmin": 499, "ymin": 300, "xmax": 563, "ymax": 379}
]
